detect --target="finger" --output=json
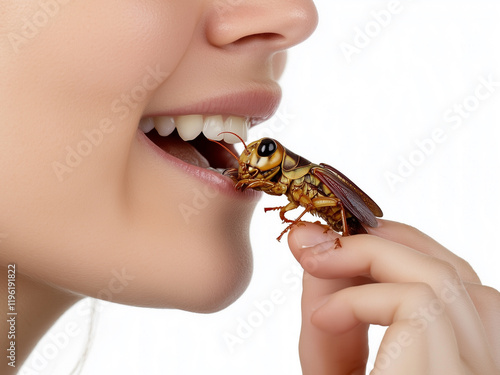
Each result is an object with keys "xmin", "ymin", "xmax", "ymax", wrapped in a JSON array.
[
  {"xmin": 299, "ymin": 272, "xmax": 369, "ymax": 375},
  {"xmin": 288, "ymin": 221, "xmax": 340, "ymax": 256},
  {"xmin": 371, "ymin": 221, "xmax": 499, "ymax": 363},
  {"xmin": 464, "ymin": 282, "xmax": 500, "ymax": 369},
  {"xmin": 312, "ymin": 283, "xmax": 467, "ymax": 374},
  {"xmin": 296, "ymin": 233, "xmax": 495, "ymax": 371},
  {"xmin": 368, "ymin": 219, "xmax": 480, "ymax": 284},
  {"xmin": 289, "ymin": 225, "xmax": 370, "ymax": 374}
]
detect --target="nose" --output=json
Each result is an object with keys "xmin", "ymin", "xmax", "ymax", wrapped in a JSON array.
[{"xmin": 206, "ymin": 0, "xmax": 318, "ymax": 52}]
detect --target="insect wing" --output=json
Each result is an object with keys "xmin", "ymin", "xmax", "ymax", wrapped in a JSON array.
[{"xmin": 312, "ymin": 163, "xmax": 382, "ymax": 228}]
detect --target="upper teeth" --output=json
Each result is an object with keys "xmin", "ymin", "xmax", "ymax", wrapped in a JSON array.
[{"xmin": 139, "ymin": 115, "xmax": 249, "ymax": 144}]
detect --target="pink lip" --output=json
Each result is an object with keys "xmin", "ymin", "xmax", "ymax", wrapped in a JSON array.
[
  {"xmin": 138, "ymin": 130, "xmax": 261, "ymax": 201},
  {"xmin": 147, "ymin": 85, "xmax": 282, "ymax": 126},
  {"xmin": 138, "ymin": 86, "xmax": 282, "ymax": 200}
]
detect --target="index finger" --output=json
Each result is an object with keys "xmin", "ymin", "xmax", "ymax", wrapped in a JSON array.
[
  {"xmin": 289, "ymin": 224, "xmax": 371, "ymax": 374},
  {"xmin": 367, "ymin": 219, "xmax": 481, "ymax": 284},
  {"xmin": 290, "ymin": 225, "xmax": 493, "ymax": 369}
]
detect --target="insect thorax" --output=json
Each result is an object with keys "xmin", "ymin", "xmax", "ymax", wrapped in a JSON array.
[{"xmin": 284, "ymin": 173, "xmax": 345, "ymax": 232}]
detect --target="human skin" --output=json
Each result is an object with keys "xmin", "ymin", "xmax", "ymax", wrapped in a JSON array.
[
  {"xmin": 288, "ymin": 221, "xmax": 500, "ymax": 374},
  {"xmin": 0, "ymin": 0, "xmax": 318, "ymax": 371},
  {"xmin": 1, "ymin": 1, "xmax": 499, "ymax": 375}
]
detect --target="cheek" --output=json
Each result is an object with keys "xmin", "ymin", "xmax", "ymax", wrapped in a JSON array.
[
  {"xmin": 146, "ymin": 195, "xmax": 256, "ymax": 313},
  {"xmin": 3, "ymin": 189, "xmax": 255, "ymax": 313},
  {"xmin": 109, "ymin": 196, "xmax": 257, "ymax": 313},
  {"xmin": 2, "ymin": 160, "xmax": 257, "ymax": 313},
  {"xmin": 115, "ymin": 165, "xmax": 256, "ymax": 312},
  {"xmin": 14, "ymin": 1, "xmax": 198, "ymax": 108},
  {"xmin": 2, "ymin": 1, "xmax": 256, "ymax": 313}
]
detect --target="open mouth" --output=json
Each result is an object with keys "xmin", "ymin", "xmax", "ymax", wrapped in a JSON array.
[{"xmin": 139, "ymin": 115, "xmax": 249, "ymax": 172}]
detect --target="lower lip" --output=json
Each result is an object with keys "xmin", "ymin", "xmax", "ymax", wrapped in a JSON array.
[{"xmin": 137, "ymin": 130, "xmax": 261, "ymax": 201}]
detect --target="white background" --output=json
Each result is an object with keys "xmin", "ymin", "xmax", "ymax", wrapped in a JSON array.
[{"xmin": 22, "ymin": 1, "xmax": 500, "ymax": 374}]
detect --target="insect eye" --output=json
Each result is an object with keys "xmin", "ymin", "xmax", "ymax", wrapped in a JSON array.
[{"xmin": 257, "ymin": 138, "xmax": 277, "ymax": 157}]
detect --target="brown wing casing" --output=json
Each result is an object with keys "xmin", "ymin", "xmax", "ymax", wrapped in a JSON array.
[{"xmin": 312, "ymin": 163, "xmax": 383, "ymax": 228}]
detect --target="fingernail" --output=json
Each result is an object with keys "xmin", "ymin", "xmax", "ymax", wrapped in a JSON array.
[
  {"xmin": 290, "ymin": 224, "xmax": 339, "ymax": 249},
  {"xmin": 311, "ymin": 241, "xmax": 337, "ymax": 255}
]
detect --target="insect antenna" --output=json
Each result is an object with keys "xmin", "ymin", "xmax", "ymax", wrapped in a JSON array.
[
  {"xmin": 208, "ymin": 138, "xmax": 241, "ymax": 164},
  {"xmin": 209, "ymin": 132, "xmax": 251, "ymax": 175},
  {"xmin": 218, "ymin": 131, "xmax": 249, "ymax": 152},
  {"xmin": 208, "ymin": 131, "xmax": 251, "ymax": 161}
]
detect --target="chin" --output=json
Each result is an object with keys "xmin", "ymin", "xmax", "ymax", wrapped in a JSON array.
[
  {"xmin": 180, "ymin": 205, "xmax": 256, "ymax": 314},
  {"xmin": 186, "ymin": 250, "xmax": 253, "ymax": 314},
  {"xmin": 111, "ymin": 196, "xmax": 257, "ymax": 314}
]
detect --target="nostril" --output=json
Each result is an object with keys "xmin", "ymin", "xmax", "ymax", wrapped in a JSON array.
[
  {"xmin": 232, "ymin": 32, "xmax": 285, "ymax": 47},
  {"xmin": 206, "ymin": 1, "xmax": 318, "ymax": 50}
]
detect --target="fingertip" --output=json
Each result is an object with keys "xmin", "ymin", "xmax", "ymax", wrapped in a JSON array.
[
  {"xmin": 287, "ymin": 222, "xmax": 339, "ymax": 256},
  {"xmin": 311, "ymin": 294, "xmax": 361, "ymax": 335},
  {"xmin": 287, "ymin": 223, "xmax": 344, "ymax": 276}
]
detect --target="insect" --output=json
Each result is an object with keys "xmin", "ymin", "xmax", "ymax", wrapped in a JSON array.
[{"xmin": 215, "ymin": 134, "xmax": 383, "ymax": 244}]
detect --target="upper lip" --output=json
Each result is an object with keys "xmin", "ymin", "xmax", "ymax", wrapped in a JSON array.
[{"xmin": 147, "ymin": 84, "xmax": 282, "ymax": 127}]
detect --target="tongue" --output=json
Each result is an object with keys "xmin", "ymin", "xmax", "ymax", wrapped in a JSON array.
[{"xmin": 150, "ymin": 132, "xmax": 210, "ymax": 168}]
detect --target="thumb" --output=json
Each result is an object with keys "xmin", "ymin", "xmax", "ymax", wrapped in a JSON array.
[{"xmin": 288, "ymin": 223, "xmax": 369, "ymax": 375}]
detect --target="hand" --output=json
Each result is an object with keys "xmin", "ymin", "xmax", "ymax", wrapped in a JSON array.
[{"xmin": 287, "ymin": 220, "xmax": 500, "ymax": 375}]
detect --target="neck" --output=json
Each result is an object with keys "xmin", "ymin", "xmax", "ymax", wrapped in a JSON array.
[{"xmin": 1, "ymin": 265, "xmax": 81, "ymax": 374}]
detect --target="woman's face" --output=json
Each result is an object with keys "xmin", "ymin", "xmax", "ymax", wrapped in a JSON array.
[{"xmin": 0, "ymin": 1, "xmax": 317, "ymax": 312}]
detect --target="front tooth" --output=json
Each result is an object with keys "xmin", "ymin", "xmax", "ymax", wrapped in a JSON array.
[
  {"xmin": 154, "ymin": 116, "xmax": 176, "ymax": 136},
  {"xmin": 202, "ymin": 115, "xmax": 224, "ymax": 141},
  {"xmin": 207, "ymin": 167, "xmax": 227, "ymax": 174},
  {"xmin": 176, "ymin": 115, "xmax": 204, "ymax": 141},
  {"xmin": 223, "ymin": 116, "xmax": 249, "ymax": 144},
  {"xmin": 139, "ymin": 118, "xmax": 155, "ymax": 133}
]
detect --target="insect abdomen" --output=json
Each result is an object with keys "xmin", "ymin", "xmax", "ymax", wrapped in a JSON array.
[{"xmin": 285, "ymin": 173, "xmax": 345, "ymax": 232}]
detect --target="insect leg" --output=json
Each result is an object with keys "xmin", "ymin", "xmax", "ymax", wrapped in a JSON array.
[
  {"xmin": 235, "ymin": 180, "xmax": 275, "ymax": 191},
  {"xmin": 264, "ymin": 201, "xmax": 299, "ymax": 223},
  {"xmin": 309, "ymin": 196, "xmax": 349, "ymax": 236},
  {"xmin": 334, "ymin": 238, "xmax": 342, "ymax": 249},
  {"xmin": 264, "ymin": 206, "xmax": 282, "ymax": 212},
  {"xmin": 222, "ymin": 168, "xmax": 238, "ymax": 181},
  {"xmin": 308, "ymin": 197, "xmax": 346, "ymax": 244},
  {"xmin": 340, "ymin": 203, "xmax": 349, "ymax": 236},
  {"xmin": 267, "ymin": 197, "xmax": 311, "ymax": 241},
  {"xmin": 275, "ymin": 195, "xmax": 337, "ymax": 240},
  {"xmin": 338, "ymin": 204, "xmax": 368, "ymax": 236},
  {"xmin": 310, "ymin": 196, "xmax": 341, "ymax": 208},
  {"xmin": 276, "ymin": 205, "xmax": 312, "ymax": 241}
]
